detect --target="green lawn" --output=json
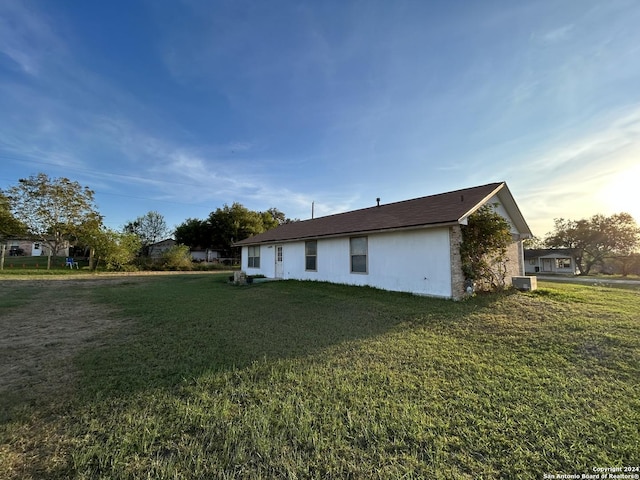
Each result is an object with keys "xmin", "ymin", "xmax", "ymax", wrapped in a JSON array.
[
  {"xmin": 1, "ymin": 275, "xmax": 638, "ymax": 479},
  {"xmin": 0, "ymin": 255, "xmax": 90, "ymax": 274}
]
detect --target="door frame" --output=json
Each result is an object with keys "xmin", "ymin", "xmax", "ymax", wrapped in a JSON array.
[{"xmin": 275, "ymin": 245, "xmax": 284, "ymax": 278}]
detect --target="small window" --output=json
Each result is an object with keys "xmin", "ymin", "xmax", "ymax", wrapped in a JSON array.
[
  {"xmin": 305, "ymin": 240, "xmax": 317, "ymax": 271},
  {"xmin": 350, "ymin": 237, "xmax": 367, "ymax": 273},
  {"xmin": 556, "ymin": 258, "xmax": 571, "ymax": 269},
  {"xmin": 248, "ymin": 246, "xmax": 260, "ymax": 268}
]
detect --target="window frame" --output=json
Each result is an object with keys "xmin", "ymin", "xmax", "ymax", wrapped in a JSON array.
[
  {"xmin": 350, "ymin": 236, "xmax": 368, "ymax": 274},
  {"xmin": 305, "ymin": 240, "xmax": 317, "ymax": 271},
  {"xmin": 247, "ymin": 245, "xmax": 260, "ymax": 269}
]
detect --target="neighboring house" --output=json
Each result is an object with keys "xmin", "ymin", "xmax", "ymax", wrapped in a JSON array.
[
  {"xmin": 190, "ymin": 247, "xmax": 222, "ymax": 262},
  {"xmin": 148, "ymin": 238, "xmax": 177, "ymax": 258},
  {"xmin": 235, "ymin": 182, "xmax": 532, "ymax": 299},
  {"xmin": 524, "ymin": 248, "xmax": 578, "ymax": 275},
  {"xmin": 2, "ymin": 238, "xmax": 69, "ymax": 257}
]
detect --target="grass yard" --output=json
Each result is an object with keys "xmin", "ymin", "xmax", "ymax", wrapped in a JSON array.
[
  {"xmin": 0, "ymin": 255, "xmax": 90, "ymax": 275},
  {"xmin": 0, "ymin": 275, "xmax": 638, "ymax": 479}
]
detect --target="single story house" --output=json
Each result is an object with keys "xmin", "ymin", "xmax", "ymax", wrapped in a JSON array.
[
  {"xmin": 2, "ymin": 238, "xmax": 70, "ymax": 257},
  {"xmin": 148, "ymin": 238, "xmax": 177, "ymax": 258},
  {"xmin": 190, "ymin": 247, "xmax": 222, "ymax": 262},
  {"xmin": 235, "ymin": 182, "xmax": 532, "ymax": 299},
  {"xmin": 524, "ymin": 248, "xmax": 578, "ymax": 275}
]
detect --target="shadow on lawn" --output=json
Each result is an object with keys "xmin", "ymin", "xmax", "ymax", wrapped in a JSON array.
[{"xmin": 74, "ymin": 275, "xmax": 508, "ymax": 399}]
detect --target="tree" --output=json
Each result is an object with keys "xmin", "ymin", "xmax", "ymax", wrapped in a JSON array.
[
  {"xmin": 4, "ymin": 173, "xmax": 101, "ymax": 269},
  {"xmin": 0, "ymin": 191, "xmax": 26, "ymax": 238},
  {"xmin": 95, "ymin": 229, "xmax": 142, "ymax": 270},
  {"xmin": 174, "ymin": 218, "xmax": 212, "ymax": 249},
  {"xmin": 208, "ymin": 203, "xmax": 266, "ymax": 258},
  {"xmin": 460, "ymin": 204, "xmax": 514, "ymax": 292},
  {"xmin": 174, "ymin": 204, "xmax": 288, "ymax": 259},
  {"xmin": 523, "ymin": 236, "xmax": 545, "ymax": 249},
  {"xmin": 161, "ymin": 244, "xmax": 193, "ymax": 270},
  {"xmin": 545, "ymin": 213, "xmax": 640, "ymax": 275},
  {"xmin": 0, "ymin": 191, "xmax": 28, "ymax": 270},
  {"xmin": 124, "ymin": 211, "xmax": 169, "ymax": 255},
  {"xmin": 264, "ymin": 207, "xmax": 287, "ymax": 226}
]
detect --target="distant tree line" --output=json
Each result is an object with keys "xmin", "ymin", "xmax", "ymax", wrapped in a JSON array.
[
  {"xmin": 0, "ymin": 173, "xmax": 290, "ymax": 271},
  {"xmin": 175, "ymin": 203, "xmax": 296, "ymax": 259}
]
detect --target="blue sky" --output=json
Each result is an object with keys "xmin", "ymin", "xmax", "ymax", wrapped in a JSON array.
[{"xmin": 1, "ymin": 0, "xmax": 639, "ymax": 237}]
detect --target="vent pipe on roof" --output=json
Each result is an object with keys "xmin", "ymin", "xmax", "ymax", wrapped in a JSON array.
[
  {"xmin": 376, "ymin": 197, "xmax": 380, "ymax": 207},
  {"xmin": 460, "ymin": 195, "xmax": 464, "ymax": 202}
]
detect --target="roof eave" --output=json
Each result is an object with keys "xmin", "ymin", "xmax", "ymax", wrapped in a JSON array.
[{"xmin": 235, "ymin": 221, "xmax": 462, "ymax": 246}]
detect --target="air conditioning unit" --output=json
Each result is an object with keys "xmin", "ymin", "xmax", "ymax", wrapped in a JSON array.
[{"xmin": 512, "ymin": 276, "xmax": 537, "ymax": 291}]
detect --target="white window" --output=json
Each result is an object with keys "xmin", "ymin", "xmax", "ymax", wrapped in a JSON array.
[
  {"xmin": 350, "ymin": 237, "xmax": 367, "ymax": 273},
  {"xmin": 305, "ymin": 240, "xmax": 317, "ymax": 271},
  {"xmin": 248, "ymin": 246, "xmax": 260, "ymax": 268}
]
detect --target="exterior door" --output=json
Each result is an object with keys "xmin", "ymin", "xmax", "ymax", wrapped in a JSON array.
[
  {"xmin": 542, "ymin": 258, "xmax": 553, "ymax": 272},
  {"xmin": 275, "ymin": 245, "xmax": 284, "ymax": 278}
]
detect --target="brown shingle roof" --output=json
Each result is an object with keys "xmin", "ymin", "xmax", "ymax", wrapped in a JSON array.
[{"xmin": 236, "ymin": 182, "xmax": 511, "ymax": 246}]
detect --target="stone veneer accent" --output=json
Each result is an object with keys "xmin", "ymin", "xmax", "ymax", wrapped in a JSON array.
[
  {"xmin": 449, "ymin": 225, "xmax": 466, "ymax": 300},
  {"xmin": 450, "ymin": 227, "xmax": 525, "ymax": 299},
  {"xmin": 504, "ymin": 236, "xmax": 525, "ymax": 278},
  {"xmin": 482, "ymin": 236, "xmax": 525, "ymax": 289}
]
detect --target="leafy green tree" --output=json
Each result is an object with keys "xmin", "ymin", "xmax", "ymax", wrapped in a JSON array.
[
  {"xmin": 0, "ymin": 191, "xmax": 28, "ymax": 270},
  {"xmin": 264, "ymin": 207, "xmax": 287, "ymax": 226},
  {"xmin": 460, "ymin": 204, "xmax": 513, "ymax": 291},
  {"xmin": 161, "ymin": 244, "xmax": 193, "ymax": 270},
  {"xmin": 209, "ymin": 203, "xmax": 265, "ymax": 258},
  {"xmin": 0, "ymin": 191, "xmax": 26, "ymax": 238},
  {"xmin": 545, "ymin": 212, "xmax": 640, "ymax": 275},
  {"xmin": 124, "ymin": 211, "xmax": 169, "ymax": 255},
  {"xmin": 79, "ymin": 214, "xmax": 107, "ymax": 267},
  {"xmin": 175, "ymin": 204, "xmax": 289, "ymax": 259},
  {"xmin": 4, "ymin": 173, "xmax": 101, "ymax": 269},
  {"xmin": 174, "ymin": 218, "xmax": 212, "ymax": 249},
  {"xmin": 93, "ymin": 229, "xmax": 141, "ymax": 271}
]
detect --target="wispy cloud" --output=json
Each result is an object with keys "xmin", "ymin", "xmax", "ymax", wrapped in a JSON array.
[
  {"xmin": 0, "ymin": 1, "xmax": 65, "ymax": 75},
  {"xmin": 532, "ymin": 24, "xmax": 575, "ymax": 46},
  {"xmin": 501, "ymin": 104, "xmax": 640, "ymax": 235}
]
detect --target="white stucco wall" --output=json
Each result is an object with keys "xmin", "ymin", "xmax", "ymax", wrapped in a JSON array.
[
  {"xmin": 242, "ymin": 227, "xmax": 453, "ymax": 297},
  {"xmin": 243, "ymin": 244, "xmax": 276, "ymax": 278}
]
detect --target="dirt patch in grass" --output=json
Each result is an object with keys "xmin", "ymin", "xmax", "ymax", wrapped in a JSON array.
[{"xmin": 0, "ymin": 278, "xmax": 134, "ymax": 414}]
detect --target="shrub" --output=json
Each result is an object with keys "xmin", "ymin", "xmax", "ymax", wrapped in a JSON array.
[
  {"xmin": 161, "ymin": 244, "xmax": 193, "ymax": 271},
  {"xmin": 460, "ymin": 203, "xmax": 513, "ymax": 292}
]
